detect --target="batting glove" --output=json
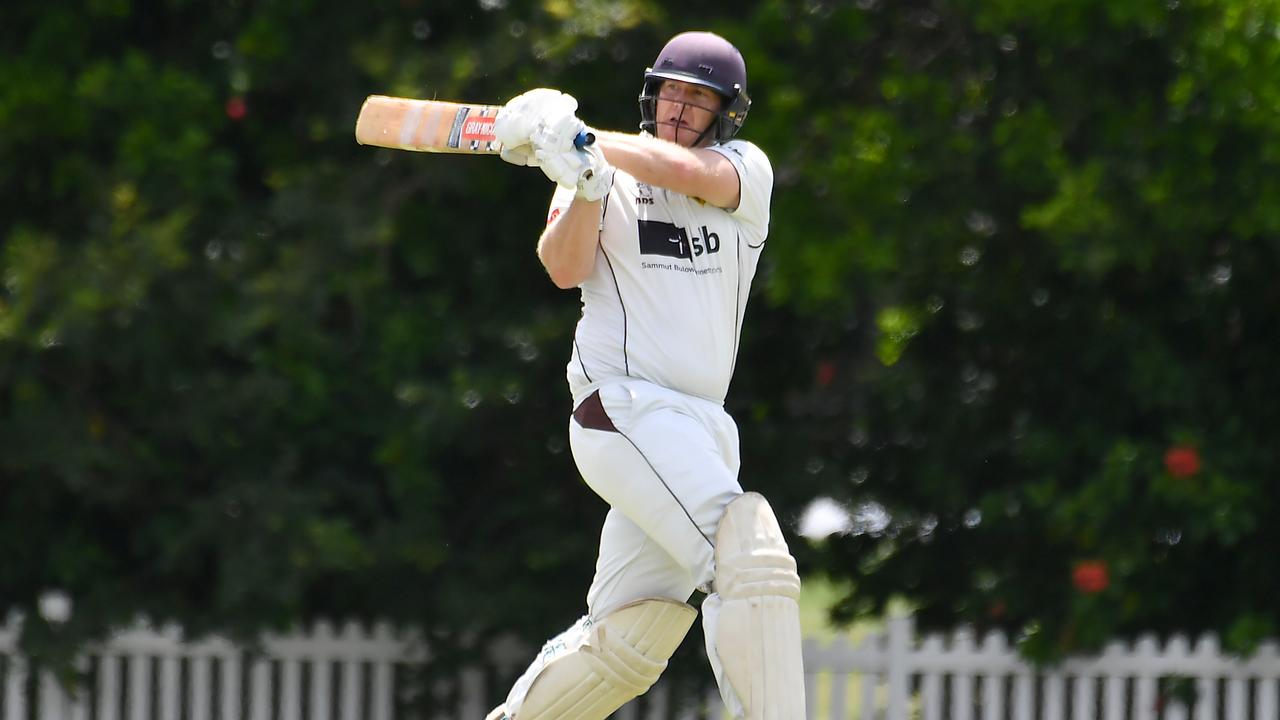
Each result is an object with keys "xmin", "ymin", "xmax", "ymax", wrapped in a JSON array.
[
  {"xmin": 494, "ymin": 88, "xmax": 577, "ymax": 166},
  {"xmin": 576, "ymin": 144, "xmax": 614, "ymax": 201},
  {"xmin": 498, "ymin": 143, "xmax": 538, "ymax": 167},
  {"xmin": 535, "ymin": 144, "xmax": 613, "ymax": 202},
  {"xmin": 531, "ymin": 112, "xmax": 589, "ymax": 155}
]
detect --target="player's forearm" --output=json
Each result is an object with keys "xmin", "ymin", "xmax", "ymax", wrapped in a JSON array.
[
  {"xmin": 594, "ymin": 131, "xmax": 738, "ymax": 208},
  {"xmin": 537, "ymin": 197, "xmax": 602, "ymax": 289},
  {"xmin": 594, "ymin": 131, "xmax": 699, "ymax": 190}
]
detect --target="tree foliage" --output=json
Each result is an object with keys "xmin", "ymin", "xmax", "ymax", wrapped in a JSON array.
[
  {"xmin": 1, "ymin": 0, "xmax": 1278, "ymax": 680},
  {"xmin": 737, "ymin": 0, "xmax": 1280, "ymax": 662}
]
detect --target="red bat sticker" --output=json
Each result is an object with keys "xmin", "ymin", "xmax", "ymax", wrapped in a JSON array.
[{"xmin": 461, "ymin": 116, "xmax": 497, "ymax": 142}]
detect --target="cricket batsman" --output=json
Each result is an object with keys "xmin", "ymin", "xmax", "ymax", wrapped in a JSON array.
[{"xmin": 486, "ymin": 30, "xmax": 805, "ymax": 719}]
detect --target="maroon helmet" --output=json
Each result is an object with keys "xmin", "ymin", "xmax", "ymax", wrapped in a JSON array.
[{"xmin": 639, "ymin": 31, "xmax": 751, "ymax": 144}]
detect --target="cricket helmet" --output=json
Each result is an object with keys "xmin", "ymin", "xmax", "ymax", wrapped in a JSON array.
[{"xmin": 639, "ymin": 31, "xmax": 751, "ymax": 144}]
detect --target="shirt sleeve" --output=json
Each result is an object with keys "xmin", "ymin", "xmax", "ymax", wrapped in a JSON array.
[
  {"xmin": 545, "ymin": 183, "xmax": 577, "ymax": 226},
  {"xmin": 708, "ymin": 140, "xmax": 773, "ymax": 239}
]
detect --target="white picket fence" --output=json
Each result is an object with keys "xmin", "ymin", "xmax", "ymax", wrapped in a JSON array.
[
  {"xmin": 0, "ymin": 616, "xmax": 423, "ymax": 720},
  {"xmin": 801, "ymin": 616, "xmax": 1280, "ymax": 720},
  {"xmin": 2, "ymin": 614, "xmax": 1279, "ymax": 719}
]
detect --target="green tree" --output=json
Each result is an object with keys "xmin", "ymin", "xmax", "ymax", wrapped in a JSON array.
[
  {"xmin": 732, "ymin": 0, "xmax": 1280, "ymax": 661},
  {"xmin": 0, "ymin": 0, "xmax": 661, "ymax": 672},
  {"xmin": 3, "ymin": 0, "xmax": 1278, "ymax": 697}
]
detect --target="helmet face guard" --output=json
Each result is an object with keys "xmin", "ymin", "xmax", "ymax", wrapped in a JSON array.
[{"xmin": 638, "ymin": 32, "xmax": 751, "ymax": 145}]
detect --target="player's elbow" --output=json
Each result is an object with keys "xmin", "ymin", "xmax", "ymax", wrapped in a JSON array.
[
  {"xmin": 536, "ymin": 209, "xmax": 597, "ymax": 288},
  {"xmin": 538, "ymin": 251, "xmax": 591, "ymax": 289},
  {"xmin": 546, "ymin": 266, "xmax": 586, "ymax": 289}
]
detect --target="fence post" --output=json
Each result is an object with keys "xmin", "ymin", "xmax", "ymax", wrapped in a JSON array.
[
  {"xmin": 371, "ymin": 623, "xmax": 395, "ymax": 720},
  {"xmin": 886, "ymin": 615, "xmax": 911, "ymax": 720},
  {"xmin": 1255, "ymin": 640, "xmax": 1280, "ymax": 718},
  {"xmin": 339, "ymin": 628, "xmax": 362, "ymax": 720},
  {"xmin": 1133, "ymin": 635, "xmax": 1159, "ymax": 720},
  {"xmin": 1192, "ymin": 634, "xmax": 1219, "ymax": 720},
  {"xmin": 189, "ymin": 653, "xmax": 211, "ymax": 720},
  {"xmin": 311, "ymin": 622, "xmax": 336, "ymax": 720},
  {"xmin": 980, "ymin": 631, "xmax": 1008, "ymax": 720},
  {"xmin": 248, "ymin": 654, "xmax": 271, "ymax": 720},
  {"xmin": 4, "ymin": 654, "xmax": 26, "ymax": 720},
  {"xmin": 281, "ymin": 653, "xmax": 303, "ymax": 720},
  {"xmin": 69, "ymin": 655, "xmax": 92, "ymax": 720},
  {"xmin": 221, "ymin": 646, "xmax": 243, "ymax": 720},
  {"xmin": 159, "ymin": 624, "xmax": 182, "ymax": 720},
  {"xmin": 129, "ymin": 634, "xmax": 150, "ymax": 720},
  {"xmin": 1226, "ymin": 672, "xmax": 1247, "ymax": 720},
  {"xmin": 1072, "ymin": 673, "xmax": 1096, "ymax": 720},
  {"xmin": 920, "ymin": 635, "xmax": 943, "ymax": 720},
  {"xmin": 97, "ymin": 653, "xmax": 121, "ymax": 720},
  {"xmin": 802, "ymin": 637, "xmax": 820, "ymax": 720},
  {"xmin": 951, "ymin": 628, "xmax": 975, "ymax": 720},
  {"xmin": 38, "ymin": 670, "xmax": 64, "ymax": 720}
]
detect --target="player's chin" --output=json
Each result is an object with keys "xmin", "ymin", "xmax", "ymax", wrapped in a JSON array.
[
  {"xmin": 675, "ymin": 127, "xmax": 705, "ymax": 148},
  {"xmin": 658, "ymin": 124, "xmax": 695, "ymax": 147}
]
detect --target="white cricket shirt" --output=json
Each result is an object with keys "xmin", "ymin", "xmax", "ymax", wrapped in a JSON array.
[{"xmin": 547, "ymin": 139, "xmax": 773, "ymax": 404}]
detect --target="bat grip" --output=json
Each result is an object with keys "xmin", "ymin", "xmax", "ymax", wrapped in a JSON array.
[{"xmin": 574, "ymin": 130, "xmax": 596, "ymax": 150}]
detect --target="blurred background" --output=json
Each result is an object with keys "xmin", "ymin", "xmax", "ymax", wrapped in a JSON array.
[{"xmin": 3, "ymin": 0, "xmax": 1280, "ymax": 715}]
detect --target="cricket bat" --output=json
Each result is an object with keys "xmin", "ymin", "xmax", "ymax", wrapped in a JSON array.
[{"xmin": 354, "ymin": 95, "xmax": 593, "ymax": 154}]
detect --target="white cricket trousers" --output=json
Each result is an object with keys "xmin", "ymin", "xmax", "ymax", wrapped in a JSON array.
[
  {"xmin": 501, "ymin": 377, "xmax": 746, "ymax": 713},
  {"xmin": 573, "ymin": 378, "xmax": 743, "ymax": 610}
]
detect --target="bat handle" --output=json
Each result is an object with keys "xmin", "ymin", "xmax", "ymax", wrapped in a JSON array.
[{"xmin": 574, "ymin": 130, "xmax": 596, "ymax": 150}]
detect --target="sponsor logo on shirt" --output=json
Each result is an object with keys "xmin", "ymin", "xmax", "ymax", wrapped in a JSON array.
[
  {"xmin": 637, "ymin": 220, "xmax": 720, "ymax": 259},
  {"xmin": 635, "ymin": 182, "xmax": 654, "ymax": 205}
]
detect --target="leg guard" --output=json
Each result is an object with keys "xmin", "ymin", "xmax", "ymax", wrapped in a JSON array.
[
  {"xmin": 713, "ymin": 492, "xmax": 806, "ymax": 719},
  {"xmin": 490, "ymin": 598, "xmax": 697, "ymax": 720}
]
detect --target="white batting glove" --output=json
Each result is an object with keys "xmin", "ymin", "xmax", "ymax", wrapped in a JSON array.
[
  {"xmin": 535, "ymin": 144, "xmax": 614, "ymax": 201},
  {"xmin": 576, "ymin": 144, "xmax": 613, "ymax": 201},
  {"xmin": 494, "ymin": 88, "xmax": 577, "ymax": 165},
  {"xmin": 498, "ymin": 143, "xmax": 538, "ymax": 167},
  {"xmin": 533, "ymin": 145, "xmax": 585, "ymax": 189},
  {"xmin": 531, "ymin": 112, "xmax": 589, "ymax": 155}
]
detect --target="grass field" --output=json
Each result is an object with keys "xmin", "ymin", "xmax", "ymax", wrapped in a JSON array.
[
  {"xmin": 799, "ymin": 575, "xmax": 903, "ymax": 643},
  {"xmin": 800, "ymin": 575, "xmax": 855, "ymax": 641}
]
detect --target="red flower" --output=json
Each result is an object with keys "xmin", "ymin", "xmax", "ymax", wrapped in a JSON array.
[
  {"xmin": 1072, "ymin": 560, "xmax": 1109, "ymax": 594},
  {"xmin": 815, "ymin": 360, "xmax": 836, "ymax": 387},
  {"xmin": 225, "ymin": 96, "xmax": 247, "ymax": 121},
  {"xmin": 1164, "ymin": 446, "xmax": 1201, "ymax": 478}
]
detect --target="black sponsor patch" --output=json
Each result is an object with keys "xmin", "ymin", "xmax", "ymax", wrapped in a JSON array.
[{"xmin": 638, "ymin": 219, "xmax": 691, "ymax": 259}]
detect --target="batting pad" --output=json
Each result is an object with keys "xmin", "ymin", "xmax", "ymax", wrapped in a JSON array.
[
  {"xmin": 506, "ymin": 598, "xmax": 697, "ymax": 720},
  {"xmin": 713, "ymin": 492, "xmax": 806, "ymax": 719}
]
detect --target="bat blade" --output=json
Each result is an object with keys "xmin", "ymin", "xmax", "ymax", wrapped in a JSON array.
[{"xmin": 355, "ymin": 96, "xmax": 503, "ymax": 154}]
